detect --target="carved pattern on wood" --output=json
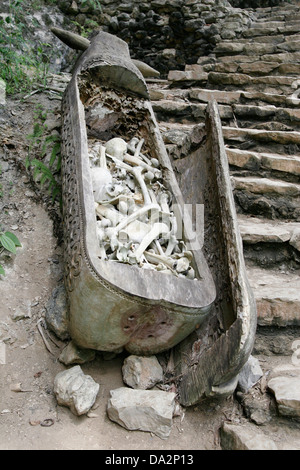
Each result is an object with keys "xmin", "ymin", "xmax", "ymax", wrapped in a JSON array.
[
  {"xmin": 60, "ymin": 84, "xmax": 205, "ymax": 321},
  {"xmin": 61, "ymin": 91, "xmax": 83, "ymax": 293}
]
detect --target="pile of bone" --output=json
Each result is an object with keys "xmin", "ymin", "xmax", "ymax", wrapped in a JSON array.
[{"xmin": 88, "ymin": 137, "xmax": 196, "ymax": 279}]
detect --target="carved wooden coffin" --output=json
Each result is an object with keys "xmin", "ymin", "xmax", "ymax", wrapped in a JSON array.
[
  {"xmin": 60, "ymin": 31, "xmax": 216, "ymax": 355},
  {"xmin": 59, "ymin": 29, "xmax": 256, "ymax": 402}
]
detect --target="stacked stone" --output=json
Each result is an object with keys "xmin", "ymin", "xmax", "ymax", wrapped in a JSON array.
[{"xmin": 57, "ymin": 0, "xmax": 253, "ymax": 77}]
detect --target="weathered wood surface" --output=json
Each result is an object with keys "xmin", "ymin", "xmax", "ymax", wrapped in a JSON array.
[
  {"xmin": 172, "ymin": 101, "xmax": 257, "ymax": 405},
  {"xmin": 51, "ymin": 27, "xmax": 160, "ymax": 78},
  {"xmin": 58, "ymin": 29, "xmax": 256, "ymax": 398},
  {"xmin": 60, "ymin": 31, "xmax": 216, "ymax": 355}
]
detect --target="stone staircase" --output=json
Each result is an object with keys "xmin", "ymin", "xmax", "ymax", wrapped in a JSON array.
[{"xmin": 148, "ymin": 1, "xmax": 300, "ymax": 354}]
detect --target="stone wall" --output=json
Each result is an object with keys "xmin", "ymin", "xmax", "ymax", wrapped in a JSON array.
[
  {"xmin": 57, "ymin": 0, "xmax": 253, "ymax": 77},
  {"xmin": 229, "ymin": 0, "xmax": 284, "ymax": 7}
]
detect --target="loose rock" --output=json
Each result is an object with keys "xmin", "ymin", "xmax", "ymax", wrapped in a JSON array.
[
  {"xmin": 107, "ymin": 387, "xmax": 176, "ymax": 439},
  {"xmin": 220, "ymin": 422, "xmax": 278, "ymax": 450},
  {"xmin": 54, "ymin": 365, "xmax": 99, "ymax": 416},
  {"xmin": 268, "ymin": 376, "xmax": 300, "ymax": 418},
  {"xmin": 122, "ymin": 355, "xmax": 163, "ymax": 389},
  {"xmin": 238, "ymin": 355, "xmax": 263, "ymax": 393},
  {"xmin": 45, "ymin": 284, "xmax": 70, "ymax": 341},
  {"xmin": 58, "ymin": 340, "xmax": 96, "ymax": 365}
]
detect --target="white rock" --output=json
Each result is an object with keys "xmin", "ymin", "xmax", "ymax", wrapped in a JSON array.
[
  {"xmin": 238, "ymin": 355, "xmax": 263, "ymax": 393},
  {"xmin": 122, "ymin": 355, "xmax": 163, "ymax": 389},
  {"xmin": 107, "ymin": 387, "xmax": 176, "ymax": 439},
  {"xmin": 268, "ymin": 376, "xmax": 300, "ymax": 418},
  {"xmin": 58, "ymin": 340, "xmax": 96, "ymax": 365},
  {"xmin": 54, "ymin": 365, "xmax": 99, "ymax": 416},
  {"xmin": 220, "ymin": 422, "xmax": 278, "ymax": 450}
]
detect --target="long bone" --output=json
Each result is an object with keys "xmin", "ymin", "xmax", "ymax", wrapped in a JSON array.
[
  {"xmin": 105, "ymin": 203, "xmax": 160, "ymax": 239},
  {"xmin": 95, "ymin": 139, "xmax": 185, "ymax": 272},
  {"xmin": 158, "ymin": 192, "xmax": 170, "ymax": 214},
  {"xmin": 131, "ymin": 166, "xmax": 152, "ymax": 206},
  {"xmin": 106, "ymin": 152, "xmax": 153, "ymax": 207},
  {"xmin": 134, "ymin": 138, "xmax": 144, "ymax": 159},
  {"xmin": 143, "ymin": 251, "xmax": 178, "ymax": 275},
  {"xmin": 164, "ymin": 215, "xmax": 178, "ymax": 256},
  {"xmin": 128, "ymin": 222, "xmax": 169, "ymax": 263},
  {"xmin": 107, "ymin": 154, "xmax": 175, "ymax": 254},
  {"xmin": 99, "ymin": 145, "xmax": 107, "ymax": 168},
  {"xmin": 96, "ymin": 193, "xmax": 140, "ymax": 206},
  {"xmin": 124, "ymin": 153, "xmax": 162, "ymax": 179},
  {"xmin": 128, "ymin": 138, "xmax": 160, "ymax": 169},
  {"xmin": 128, "ymin": 137, "xmax": 152, "ymax": 166},
  {"xmin": 96, "ymin": 203, "xmax": 124, "ymax": 226}
]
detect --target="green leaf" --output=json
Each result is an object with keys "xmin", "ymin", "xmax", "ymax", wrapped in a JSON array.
[
  {"xmin": 0, "ymin": 264, "xmax": 5, "ymax": 276},
  {"xmin": 49, "ymin": 142, "xmax": 60, "ymax": 168},
  {"xmin": 5, "ymin": 231, "xmax": 21, "ymax": 247},
  {"xmin": 0, "ymin": 234, "xmax": 16, "ymax": 254}
]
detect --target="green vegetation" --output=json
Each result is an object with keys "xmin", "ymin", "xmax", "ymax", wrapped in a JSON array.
[
  {"xmin": 0, "ymin": 0, "xmax": 54, "ymax": 95},
  {"xmin": 0, "ymin": 230, "xmax": 22, "ymax": 276},
  {"xmin": 79, "ymin": 0, "xmax": 102, "ymax": 12},
  {"xmin": 26, "ymin": 105, "xmax": 62, "ymax": 204}
]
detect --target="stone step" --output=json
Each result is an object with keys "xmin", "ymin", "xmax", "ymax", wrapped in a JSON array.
[
  {"xmin": 158, "ymin": 121, "xmax": 300, "ymax": 154},
  {"xmin": 220, "ymin": 33, "xmax": 286, "ymax": 45},
  {"xmin": 189, "ymin": 88, "xmax": 242, "ymax": 105},
  {"xmin": 255, "ymin": 15, "xmax": 285, "ymax": 22},
  {"xmin": 215, "ymin": 40, "xmax": 300, "ymax": 60},
  {"xmin": 256, "ymin": 5, "xmax": 300, "ymax": 15},
  {"xmin": 241, "ymin": 25, "xmax": 284, "ymax": 39},
  {"xmin": 214, "ymin": 60, "xmax": 299, "ymax": 77},
  {"xmin": 279, "ymin": 23, "xmax": 300, "ymax": 35},
  {"xmin": 284, "ymin": 13, "xmax": 300, "ymax": 22},
  {"xmin": 277, "ymin": 39, "xmax": 300, "ymax": 53},
  {"xmin": 222, "ymin": 126, "xmax": 300, "ymax": 147},
  {"xmin": 214, "ymin": 61, "xmax": 277, "ymax": 76},
  {"xmin": 238, "ymin": 215, "xmax": 300, "ymax": 269},
  {"xmin": 152, "ymin": 99, "xmax": 233, "ymax": 122},
  {"xmin": 260, "ymin": 51, "xmax": 300, "ymax": 63},
  {"xmin": 232, "ymin": 176, "xmax": 300, "ymax": 220},
  {"xmin": 231, "ymin": 104, "xmax": 300, "ymax": 130},
  {"xmin": 242, "ymin": 21, "xmax": 300, "ymax": 38},
  {"xmin": 226, "ymin": 32, "xmax": 300, "ymax": 46},
  {"xmin": 188, "ymin": 87, "xmax": 300, "ymax": 108},
  {"xmin": 167, "ymin": 68, "xmax": 208, "ymax": 84},
  {"xmin": 214, "ymin": 37, "xmax": 300, "ymax": 56},
  {"xmin": 152, "ymin": 83, "xmax": 300, "ymax": 110},
  {"xmin": 168, "ymin": 65, "xmax": 299, "ymax": 91},
  {"xmin": 246, "ymin": 266, "xmax": 300, "ymax": 327},
  {"xmin": 214, "ymin": 41, "xmax": 277, "ymax": 56},
  {"xmin": 226, "ymin": 148, "xmax": 300, "ymax": 177},
  {"xmin": 232, "ymin": 176, "xmax": 300, "ymax": 198},
  {"xmin": 238, "ymin": 215, "xmax": 299, "ymax": 246},
  {"xmin": 215, "ymin": 50, "xmax": 300, "ymax": 65},
  {"xmin": 207, "ymin": 72, "xmax": 297, "ymax": 93},
  {"xmin": 249, "ymin": 20, "xmax": 297, "ymax": 29},
  {"xmin": 156, "ymin": 121, "xmax": 300, "ymax": 160}
]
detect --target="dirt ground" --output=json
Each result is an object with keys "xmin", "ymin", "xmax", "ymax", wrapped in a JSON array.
[{"xmin": 1, "ymin": 93, "xmax": 300, "ymax": 452}]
